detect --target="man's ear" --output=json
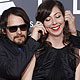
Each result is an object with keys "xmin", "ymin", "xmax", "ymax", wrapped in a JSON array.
[{"xmin": 1, "ymin": 28, "xmax": 6, "ymax": 34}]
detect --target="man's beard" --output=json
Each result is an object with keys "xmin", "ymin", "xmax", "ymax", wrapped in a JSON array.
[{"xmin": 13, "ymin": 35, "xmax": 27, "ymax": 45}]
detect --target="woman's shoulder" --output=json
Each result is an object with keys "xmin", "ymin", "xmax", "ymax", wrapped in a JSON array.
[
  {"xmin": 36, "ymin": 44, "xmax": 57, "ymax": 63},
  {"xmin": 38, "ymin": 43, "xmax": 56, "ymax": 55}
]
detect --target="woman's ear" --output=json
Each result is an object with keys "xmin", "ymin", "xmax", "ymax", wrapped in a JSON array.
[{"xmin": 1, "ymin": 28, "xmax": 6, "ymax": 34}]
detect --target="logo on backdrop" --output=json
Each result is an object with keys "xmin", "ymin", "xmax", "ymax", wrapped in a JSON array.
[
  {"xmin": 0, "ymin": 0, "xmax": 79, "ymax": 30},
  {"xmin": 38, "ymin": 0, "xmax": 42, "ymax": 6},
  {"xmin": 0, "ymin": 0, "xmax": 80, "ymax": 15},
  {"xmin": 73, "ymin": 0, "xmax": 80, "ymax": 14},
  {"xmin": 0, "ymin": 0, "xmax": 15, "ymax": 15}
]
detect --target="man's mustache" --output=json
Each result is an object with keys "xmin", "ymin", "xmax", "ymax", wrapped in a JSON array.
[{"xmin": 14, "ymin": 35, "xmax": 25, "ymax": 39}]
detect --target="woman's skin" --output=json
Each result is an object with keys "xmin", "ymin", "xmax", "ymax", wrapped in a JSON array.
[
  {"xmin": 21, "ymin": 7, "xmax": 78, "ymax": 80},
  {"xmin": 21, "ymin": 55, "xmax": 36, "ymax": 80}
]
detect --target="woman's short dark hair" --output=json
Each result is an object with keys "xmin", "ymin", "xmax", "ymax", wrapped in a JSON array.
[
  {"xmin": 36, "ymin": 0, "xmax": 65, "ymax": 23},
  {"xmin": 36, "ymin": 0, "xmax": 71, "ymax": 45}
]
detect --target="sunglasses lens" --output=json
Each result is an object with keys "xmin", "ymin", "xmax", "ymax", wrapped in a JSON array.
[
  {"xmin": 8, "ymin": 26, "xmax": 17, "ymax": 32},
  {"xmin": 7, "ymin": 24, "xmax": 28, "ymax": 33},
  {"xmin": 20, "ymin": 24, "xmax": 28, "ymax": 31}
]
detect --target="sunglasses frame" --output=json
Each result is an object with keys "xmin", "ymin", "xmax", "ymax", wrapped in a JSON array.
[{"xmin": 7, "ymin": 24, "xmax": 28, "ymax": 33}]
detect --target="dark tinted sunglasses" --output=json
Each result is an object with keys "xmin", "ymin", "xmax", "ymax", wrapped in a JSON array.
[{"xmin": 7, "ymin": 24, "xmax": 28, "ymax": 33}]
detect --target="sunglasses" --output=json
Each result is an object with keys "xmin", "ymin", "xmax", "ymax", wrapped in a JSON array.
[{"xmin": 7, "ymin": 24, "xmax": 28, "ymax": 33}]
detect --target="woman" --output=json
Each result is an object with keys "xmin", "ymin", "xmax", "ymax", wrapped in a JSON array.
[{"xmin": 22, "ymin": 0, "xmax": 80, "ymax": 80}]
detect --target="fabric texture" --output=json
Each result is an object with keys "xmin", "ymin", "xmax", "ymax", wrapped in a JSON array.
[
  {"xmin": 33, "ymin": 44, "xmax": 76, "ymax": 80},
  {"xmin": 0, "ymin": 36, "xmax": 40, "ymax": 80}
]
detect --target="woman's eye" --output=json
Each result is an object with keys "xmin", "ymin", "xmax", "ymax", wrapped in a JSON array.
[
  {"xmin": 45, "ymin": 18, "xmax": 51, "ymax": 21},
  {"xmin": 45, "ymin": 19, "xmax": 50, "ymax": 21},
  {"xmin": 56, "ymin": 15, "xmax": 61, "ymax": 18}
]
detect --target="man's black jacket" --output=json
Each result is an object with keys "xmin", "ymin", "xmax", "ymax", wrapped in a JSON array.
[{"xmin": 0, "ymin": 36, "xmax": 40, "ymax": 80}]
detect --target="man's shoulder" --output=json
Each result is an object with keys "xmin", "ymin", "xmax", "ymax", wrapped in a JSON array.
[
  {"xmin": 77, "ymin": 30, "xmax": 80, "ymax": 36},
  {"xmin": 0, "ymin": 35, "xmax": 6, "ymax": 45}
]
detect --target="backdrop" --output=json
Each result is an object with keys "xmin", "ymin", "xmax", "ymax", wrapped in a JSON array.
[{"xmin": 0, "ymin": 0, "xmax": 80, "ymax": 31}]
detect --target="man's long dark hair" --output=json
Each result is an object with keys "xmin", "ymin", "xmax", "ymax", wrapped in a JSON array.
[{"xmin": 0, "ymin": 7, "xmax": 30, "ymax": 35}]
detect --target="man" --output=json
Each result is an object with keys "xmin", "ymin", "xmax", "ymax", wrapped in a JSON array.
[{"xmin": 0, "ymin": 7, "xmax": 40, "ymax": 80}]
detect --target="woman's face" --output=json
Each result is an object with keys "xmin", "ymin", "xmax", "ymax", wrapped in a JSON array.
[{"xmin": 44, "ymin": 6, "xmax": 65, "ymax": 37}]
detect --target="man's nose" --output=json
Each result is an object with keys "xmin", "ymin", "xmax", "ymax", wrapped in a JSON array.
[{"xmin": 16, "ymin": 27, "xmax": 22, "ymax": 34}]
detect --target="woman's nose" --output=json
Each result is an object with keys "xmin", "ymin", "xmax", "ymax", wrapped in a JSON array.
[{"xmin": 51, "ymin": 18, "xmax": 57, "ymax": 25}]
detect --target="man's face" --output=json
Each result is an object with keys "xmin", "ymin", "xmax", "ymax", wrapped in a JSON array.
[{"xmin": 6, "ymin": 14, "xmax": 28, "ymax": 45}]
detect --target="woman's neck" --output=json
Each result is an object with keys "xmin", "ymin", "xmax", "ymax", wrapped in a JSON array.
[{"xmin": 46, "ymin": 34, "xmax": 65, "ymax": 49}]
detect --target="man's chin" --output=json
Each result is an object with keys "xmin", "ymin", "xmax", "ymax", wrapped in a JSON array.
[
  {"xmin": 14, "ymin": 37, "xmax": 26, "ymax": 45},
  {"xmin": 15, "ymin": 41, "xmax": 25, "ymax": 45}
]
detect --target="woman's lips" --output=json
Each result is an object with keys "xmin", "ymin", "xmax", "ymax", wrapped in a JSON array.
[{"xmin": 50, "ymin": 26, "xmax": 60, "ymax": 31}]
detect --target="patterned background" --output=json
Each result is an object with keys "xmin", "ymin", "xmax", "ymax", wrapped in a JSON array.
[{"xmin": 0, "ymin": 0, "xmax": 80, "ymax": 31}]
